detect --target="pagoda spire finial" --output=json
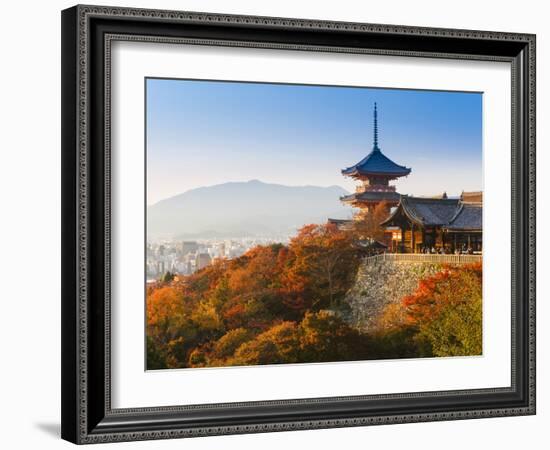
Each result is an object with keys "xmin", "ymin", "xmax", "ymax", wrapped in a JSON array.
[{"xmin": 373, "ymin": 102, "xmax": 379, "ymax": 151}]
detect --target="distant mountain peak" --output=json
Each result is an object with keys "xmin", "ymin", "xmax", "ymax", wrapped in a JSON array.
[{"xmin": 148, "ymin": 180, "xmax": 352, "ymax": 239}]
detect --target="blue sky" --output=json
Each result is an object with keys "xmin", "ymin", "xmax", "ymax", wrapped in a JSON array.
[{"xmin": 146, "ymin": 78, "xmax": 482, "ymax": 205}]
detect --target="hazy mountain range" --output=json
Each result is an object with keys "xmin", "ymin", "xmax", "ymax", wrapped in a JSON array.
[{"xmin": 147, "ymin": 180, "xmax": 352, "ymax": 240}]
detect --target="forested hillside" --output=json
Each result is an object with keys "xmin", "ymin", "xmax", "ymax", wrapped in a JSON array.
[{"xmin": 147, "ymin": 222, "xmax": 482, "ymax": 369}]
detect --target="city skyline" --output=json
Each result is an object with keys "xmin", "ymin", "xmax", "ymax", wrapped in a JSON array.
[{"xmin": 146, "ymin": 78, "xmax": 483, "ymax": 205}]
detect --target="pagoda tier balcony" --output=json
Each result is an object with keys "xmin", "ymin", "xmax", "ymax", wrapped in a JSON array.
[
  {"xmin": 356, "ymin": 184, "xmax": 397, "ymax": 193},
  {"xmin": 341, "ymin": 189, "xmax": 401, "ymax": 206}
]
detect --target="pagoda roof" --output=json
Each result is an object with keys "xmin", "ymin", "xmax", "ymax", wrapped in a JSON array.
[
  {"xmin": 342, "ymin": 148, "xmax": 411, "ymax": 178},
  {"xmin": 341, "ymin": 103, "xmax": 411, "ymax": 178},
  {"xmin": 341, "ymin": 190, "xmax": 401, "ymax": 203}
]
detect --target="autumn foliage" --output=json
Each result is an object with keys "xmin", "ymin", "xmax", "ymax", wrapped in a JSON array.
[
  {"xmin": 147, "ymin": 223, "xmax": 366, "ymax": 369},
  {"xmin": 146, "ymin": 223, "xmax": 483, "ymax": 369},
  {"xmin": 376, "ymin": 263, "xmax": 482, "ymax": 357},
  {"xmin": 350, "ymin": 200, "xmax": 390, "ymax": 243}
]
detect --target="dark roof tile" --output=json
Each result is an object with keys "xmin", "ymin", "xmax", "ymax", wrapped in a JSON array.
[
  {"xmin": 445, "ymin": 203, "xmax": 482, "ymax": 231},
  {"xmin": 342, "ymin": 148, "xmax": 411, "ymax": 177},
  {"xmin": 381, "ymin": 196, "xmax": 483, "ymax": 231}
]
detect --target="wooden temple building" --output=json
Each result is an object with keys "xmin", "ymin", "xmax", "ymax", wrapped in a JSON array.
[
  {"xmin": 380, "ymin": 192, "xmax": 482, "ymax": 253},
  {"xmin": 329, "ymin": 103, "xmax": 483, "ymax": 254}
]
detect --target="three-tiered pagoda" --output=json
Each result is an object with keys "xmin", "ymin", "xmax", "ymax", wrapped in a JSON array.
[{"xmin": 340, "ymin": 103, "xmax": 411, "ymax": 212}]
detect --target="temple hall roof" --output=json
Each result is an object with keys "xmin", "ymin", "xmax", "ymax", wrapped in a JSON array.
[
  {"xmin": 445, "ymin": 202, "xmax": 482, "ymax": 231},
  {"xmin": 381, "ymin": 196, "xmax": 460, "ymax": 227},
  {"xmin": 381, "ymin": 196, "xmax": 482, "ymax": 232}
]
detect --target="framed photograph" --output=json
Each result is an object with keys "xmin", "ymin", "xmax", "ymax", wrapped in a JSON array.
[{"xmin": 61, "ymin": 5, "xmax": 536, "ymax": 444}]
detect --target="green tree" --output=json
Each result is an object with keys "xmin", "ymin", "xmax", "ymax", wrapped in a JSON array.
[
  {"xmin": 229, "ymin": 322, "xmax": 302, "ymax": 366},
  {"xmin": 161, "ymin": 271, "xmax": 174, "ymax": 283},
  {"xmin": 299, "ymin": 310, "xmax": 370, "ymax": 362},
  {"xmin": 417, "ymin": 291, "xmax": 482, "ymax": 357},
  {"xmin": 212, "ymin": 328, "xmax": 255, "ymax": 359},
  {"xmin": 146, "ymin": 335, "xmax": 167, "ymax": 369},
  {"xmin": 402, "ymin": 263, "xmax": 483, "ymax": 357}
]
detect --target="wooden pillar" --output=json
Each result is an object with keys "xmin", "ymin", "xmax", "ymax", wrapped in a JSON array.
[
  {"xmin": 400, "ymin": 225, "xmax": 405, "ymax": 253},
  {"xmin": 411, "ymin": 223, "xmax": 416, "ymax": 253},
  {"xmin": 422, "ymin": 227, "xmax": 426, "ymax": 253}
]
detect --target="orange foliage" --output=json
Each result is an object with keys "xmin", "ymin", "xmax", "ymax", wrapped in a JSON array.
[
  {"xmin": 146, "ymin": 223, "xmax": 366, "ymax": 369},
  {"xmin": 288, "ymin": 223, "xmax": 361, "ymax": 309},
  {"xmin": 227, "ymin": 245, "xmax": 282, "ymax": 294},
  {"xmin": 350, "ymin": 200, "xmax": 391, "ymax": 242},
  {"xmin": 146, "ymin": 286, "xmax": 184, "ymax": 330},
  {"xmin": 402, "ymin": 263, "xmax": 482, "ymax": 326},
  {"xmin": 222, "ymin": 302, "xmax": 246, "ymax": 328}
]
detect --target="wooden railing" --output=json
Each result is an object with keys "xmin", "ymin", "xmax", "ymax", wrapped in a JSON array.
[{"xmin": 364, "ymin": 253, "xmax": 483, "ymax": 265}]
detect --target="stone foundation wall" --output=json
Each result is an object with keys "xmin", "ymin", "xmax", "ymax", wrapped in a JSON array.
[{"xmin": 343, "ymin": 257, "xmax": 446, "ymax": 332}]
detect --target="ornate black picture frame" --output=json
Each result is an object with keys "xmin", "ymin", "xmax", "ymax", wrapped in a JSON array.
[{"xmin": 61, "ymin": 4, "xmax": 536, "ymax": 444}]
